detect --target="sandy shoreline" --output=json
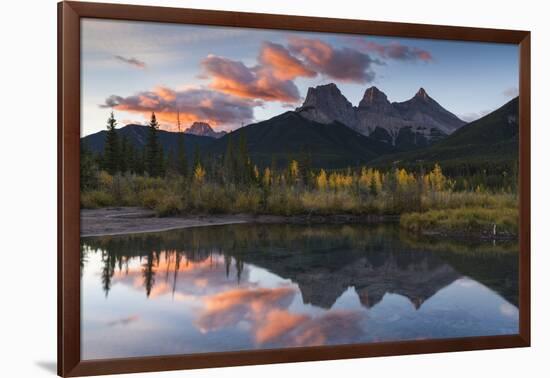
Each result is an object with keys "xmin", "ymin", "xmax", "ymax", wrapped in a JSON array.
[{"xmin": 81, "ymin": 207, "xmax": 397, "ymax": 237}]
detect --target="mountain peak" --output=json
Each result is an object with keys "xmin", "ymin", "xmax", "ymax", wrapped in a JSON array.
[
  {"xmin": 185, "ymin": 122, "xmax": 226, "ymax": 139},
  {"xmin": 300, "ymin": 83, "xmax": 352, "ymax": 108},
  {"xmin": 359, "ymin": 86, "xmax": 389, "ymax": 108},
  {"xmin": 414, "ymin": 87, "xmax": 429, "ymax": 99},
  {"xmin": 296, "ymin": 83, "xmax": 357, "ymax": 126},
  {"xmin": 303, "ymin": 83, "xmax": 344, "ymax": 100}
]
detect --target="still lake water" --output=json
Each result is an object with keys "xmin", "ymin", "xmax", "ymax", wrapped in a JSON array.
[{"xmin": 81, "ymin": 223, "xmax": 518, "ymax": 360}]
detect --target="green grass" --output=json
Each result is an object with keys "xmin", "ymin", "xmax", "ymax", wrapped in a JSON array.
[{"xmin": 400, "ymin": 206, "xmax": 518, "ymax": 235}]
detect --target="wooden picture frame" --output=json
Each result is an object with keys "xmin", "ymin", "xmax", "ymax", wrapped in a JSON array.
[{"xmin": 58, "ymin": 1, "xmax": 531, "ymax": 376}]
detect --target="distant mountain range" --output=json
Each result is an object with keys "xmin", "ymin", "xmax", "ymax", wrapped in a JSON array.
[
  {"xmin": 81, "ymin": 83, "xmax": 517, "ymax": 170},
  {"xmin": 81, "ymin": 124, "xmax": 214, "ymax": 156},
  {"xmin": 371, "ymin": 96, "xmax": 519, "ymax": 168},
  {"xmin": 184, "ymin": 122, "xmax": 226, "ymax": 139},
  {"xmin": 296, "ymin": 83, "xmax": 465, "ymax": 151}
]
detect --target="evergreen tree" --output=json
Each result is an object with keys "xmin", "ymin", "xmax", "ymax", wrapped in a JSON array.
[
  {"xmin": 134, "ymin": 148, "xmax": 145, "ymax": 175},
  {"xmin": 159, "ymin": 146, "xmax": 166, "ymax": 177},
  {"xmin": 103, "ymin": 111, "xmax": 119, "ymax": 174},
  {"xmin": 166, "ymin": 148, "xmax": 176, "ymax": 174},
  {"xmin": 80, "ymin": 141, "xmax": 98, "ymax": 190},
  {"xmin": 223, "ymin": 135, "xmax": 235, "ymax": 183},
  {"xmin": 119, "ymin": 136, "xmax": 129, "ymax": 173},
  {"xmin": 298, "ymin": 148, "xmax": 312, "ymax": 188},
  {"xmin": 127, "ymin": 142, "xmax": 136, "ymax": 174},
  {"xmin": 176, "ymin": 111, "xmax": 188, "ymax": 177},
  {"xmin": 237, "ymin": 133, "xmax": 251, "ymax": 184},
  {"xmin": 145, "ymin": 112, "xmax": 162, "ymax": 177},
  {"xmin": 142, "ymin": 251, "xmax": 156, "ymax": 298}
]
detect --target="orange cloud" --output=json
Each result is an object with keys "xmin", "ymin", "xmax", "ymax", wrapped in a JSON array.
[
  {"xmin": 289, "ymin": 37, "xmax": 376, "ymax": 83},
  {"xmin": 195, "ymin": 285, "xmax": 366, "ymax": 348},
  {"xmin": 259, "ymin": 42, "xmax": 316, "ymax": 81},
  {"xmin": 290, "ymin": 311, "xmax": 364, "ymax": 347},
  {"xmin": 196, "ymin": 286, "xmax": 296, "ymax": 332},
  {"xmin": 101, "ymin": 86, "xmax": 258, "ymax": 130},
  {"xmin": 201, "ymin": 55, "xmax": 301, "ymax": 103},
  {"xmin": 99, "ymin": 248, "xmax": 368, "ymax": 348},
  {"xmin": 255, "ymin": 309, "xmax": 308, "ymax": 344}
]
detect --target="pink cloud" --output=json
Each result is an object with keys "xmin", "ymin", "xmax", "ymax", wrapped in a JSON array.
[
  {"xmin": 201, "ymin": 55, "xmax": 301, "ymax": 103},
  {"xmin": 101, "ymin": 86, "xmax": 258, "ymax": 130},
  {"xmin": 259, "ymin": 42, "xmax": 317, "ymax": 81},
  {"xmin": 288, "ymin": 37, "xmax": 377, "ymax": 83},
  {"xmin": 353, "ymin": 39, "xmax": 433, "ymax": 62}
]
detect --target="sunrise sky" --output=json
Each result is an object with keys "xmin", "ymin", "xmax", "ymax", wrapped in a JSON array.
[{"xmin": 81, "ymin": 18, "xmax": 519, "ymax": 136}]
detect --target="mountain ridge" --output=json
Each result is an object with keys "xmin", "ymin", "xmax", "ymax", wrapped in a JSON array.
[
  {"xmin": 203, "ymin": 111, "xmax": 395, "ymax": 169},
  {"xmin": 81, "ymin": 124, "xmax": 215, "ymax": 156},
  {"xmin": 369, "ymin": 96, "xmax": 519, "ymax": 168},
  {"xmin": 296, "ymin": 83, "xmax": 466, "ymax": 151}
]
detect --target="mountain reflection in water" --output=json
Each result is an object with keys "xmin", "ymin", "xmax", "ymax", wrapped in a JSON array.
[{"xmin": 81, "ymin": 223, "xmax": 519, "ymax": 360}]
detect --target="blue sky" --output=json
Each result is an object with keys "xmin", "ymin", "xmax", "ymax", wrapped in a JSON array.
[{"xmin": 81, "ymin": 18, "xmax": 518, "ymax": 136}]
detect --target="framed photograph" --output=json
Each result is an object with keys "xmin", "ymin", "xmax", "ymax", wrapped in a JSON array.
[{"xmin": 58, "ymin": 1, "xmax": 530, "ymax": 376}]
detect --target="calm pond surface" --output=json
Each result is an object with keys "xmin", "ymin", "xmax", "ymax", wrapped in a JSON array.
[{"xmin": 81, "ymin": 223, "xmax": 518, "ymax": 360}]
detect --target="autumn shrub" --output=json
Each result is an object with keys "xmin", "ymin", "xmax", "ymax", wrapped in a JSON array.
[
  {"xmin": 300, "ymin": 191, "xmax": 360, "ymax": 214},
  {"xmin": 189, "ymin": 184, "xmax": 233, "ymax": 213},
  {"xmin": 81, "ymin": 190, "xmax": 114, "ymax": 208},
  {"xmin": 400, "ymin": 206, "xmax": 518, "ymax": 235},
  {"xmin": 139, "ymin": 188, "xmax": 167, "ymax": 209},
  {"xmin": 266, "ymin": 189, "xmax": 304, "ymax": 215},
  {"xmin": 234, "ymin": 189, "xmax": 262, "ymax": 213},
  {"xmin": 154, "ymin": 194, "xmax": 185, "ymax": 216}
]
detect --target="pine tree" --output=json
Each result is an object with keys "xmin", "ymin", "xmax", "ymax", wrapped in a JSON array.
[
  {"xmin": 166, "ymin": 148, "xmax": 176, "ymax": 174},
  {"xmin": 103, "ymin": 111, "xmax": 119, "ymax": 174},
  {"xmin": 145, "ymin": 112, "xmax": 162, "ymax": 177},
  {"xmin": 223, "ymin": 135, "xmax": 235, "ymax": 183},
  {"xmin": 176, "ymin": 110, "xmax": 188, "ymax": 177},
  {"xmin": 159, "ymin": 145, "xmax": 166, "ymax": 177},
  {"xmin": 127, "ymin": 142, "xmax": 136, "ymax": 174},
  {"xmin": 119, "ymin": 136, "xmax": 129, "ymax": 173},
  {"xmin": 237, "ymin": 133, "xmax": 251, "ymax": 184},
  {"xmin": 134, "ymin": 148, "xmax": 145, "ymax": 175},
  {"xmin": 299, "ymin": 149, "xmax": 312, "ymax": 187},
  {"xmin": 80, "ymin": 141, "xmax": 98, "ymax": 190}
]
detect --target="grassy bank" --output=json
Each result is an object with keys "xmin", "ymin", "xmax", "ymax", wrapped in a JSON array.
[
  {"xmin": 81, "ymin": 167, "xmax": 518, "ymax": 238},
  {"xmin": 400, "ymin": 206, "xmax": 517, "ymax": 236}
]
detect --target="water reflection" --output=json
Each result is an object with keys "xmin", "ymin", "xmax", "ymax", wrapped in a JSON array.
[{"xmin": 81, "ymin": 223, "xmax": 519, "ymax": 360}]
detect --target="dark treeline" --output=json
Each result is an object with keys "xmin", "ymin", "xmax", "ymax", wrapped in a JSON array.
[
  {"xmin": 81, "ymin": 111, "xmax": 262, "ymax": 190},
  {"xmin": 82, "ymin": 111, "xmax": 517, "ymax": 194},
  {"xmin": 379, "ymin": 159, "xmax": 519, "ymax": 193},
  {"xmin": 85, "ymin": 111, "xmax": 168, "ymax": 179}
]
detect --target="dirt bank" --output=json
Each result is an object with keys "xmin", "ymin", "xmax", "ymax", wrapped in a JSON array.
[{"xmin": 81, "ymin": 207, "xmax": 397, "ymax": 237}]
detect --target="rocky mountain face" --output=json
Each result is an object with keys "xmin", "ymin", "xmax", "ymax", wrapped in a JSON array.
[
  {"xmin": 185, "ymin": 122, "xmax": 226, "ymax": 139},
  {"xmin": 296, "ymin": 84, "xmax": 465, "ymax": 151},
  {"xmin": 297, "ymin": 83, "xmax": 358, "ymax": 128}
]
